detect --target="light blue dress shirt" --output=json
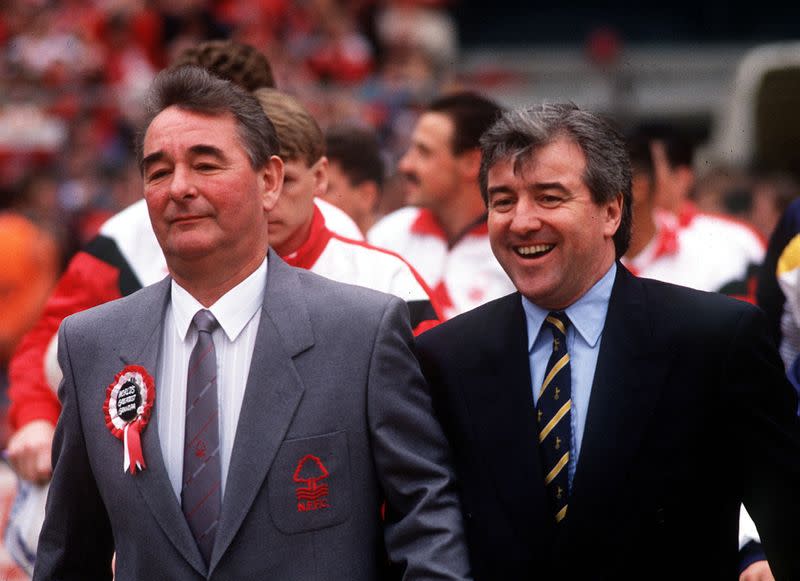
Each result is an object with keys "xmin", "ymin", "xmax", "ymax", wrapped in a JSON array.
[{"xmin": 522, "ymin": 262, "xmax": 616, "ymax": 490}]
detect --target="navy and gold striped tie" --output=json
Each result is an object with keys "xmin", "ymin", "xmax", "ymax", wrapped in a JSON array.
[{"xmin": 536, "ymin": 311, "xmax": 572, "ymax": 524}]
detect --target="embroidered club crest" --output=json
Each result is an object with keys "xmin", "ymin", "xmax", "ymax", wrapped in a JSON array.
[{"xmin": 293, "ymin": 454, "xmax": 330, "ymax": 512}]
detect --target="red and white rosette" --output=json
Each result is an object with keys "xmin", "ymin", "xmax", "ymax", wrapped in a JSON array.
[{"xmin": 103, "ymin": 365, "xmax": 155, "ymax": 475}]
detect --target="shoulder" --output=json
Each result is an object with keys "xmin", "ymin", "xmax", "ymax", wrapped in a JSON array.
[
  {"xmin": 97, "ymin": 198, "xmax": 151, "ymax": 234},
  {"xmin": 291, "ymin": 264, "xmax": 400, "ymax": 315},
  {"xmin": 682, "ymin": 211, "xmax": 766, "ymax": 252},
  {"xmin": 632, "ymin": 273, "xmax": 763, "ymax": 333},
  {"xmin": 417, "ymin": 292, "xmax": 520, "ymax": 349},
  {"xmin": 367, "ymin": 207, "xmax": 422, "ymax": 243},
  {"xmin": 326, "ymin": 234, "xmax": 417, "ymax": 270},
  {"xmin": 314, "ymin": 197, "xmax": 363, "ymax": 240},
  {"xmin": 325, "ymin": 235, "xmax": 427, "ymax": 286},
  {"xmin": 61, "ymin": 278, "xmax": 168, "ymax": 334}
]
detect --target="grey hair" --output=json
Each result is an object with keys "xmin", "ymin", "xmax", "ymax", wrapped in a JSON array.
[
  {"xmin": 137, "ymin": 65, "xmax": 280, "ymax": 172},
  {"xmin": 479, "ymin": 102, "xmax": 632, "ymax": 258}
]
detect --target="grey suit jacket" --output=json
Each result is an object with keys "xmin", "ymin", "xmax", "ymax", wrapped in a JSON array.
[{"xmin": 34, "ymin": 251, "xmax": 471, "ymax": 581}]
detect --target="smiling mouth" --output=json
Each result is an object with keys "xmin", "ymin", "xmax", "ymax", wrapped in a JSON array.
[{"xmin": 514, "ymin": 244, "xmax": 554, "ymax": 258}]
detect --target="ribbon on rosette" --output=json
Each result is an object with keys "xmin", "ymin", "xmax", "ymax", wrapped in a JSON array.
[{"xmin": 103, "ymin": 365, "xmax": 155, "ymax": 474}]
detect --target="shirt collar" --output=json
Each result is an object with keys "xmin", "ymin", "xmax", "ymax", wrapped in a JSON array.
[
  {"xmin": 522, "ymin": 262, "xmax": 616, "ymax": 351},
  {"xmin": 171, "ymin": 257, "xmax": 267, "ymax": 342}
]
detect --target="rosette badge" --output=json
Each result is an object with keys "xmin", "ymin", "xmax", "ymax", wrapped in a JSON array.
[{"xmin": 103, "ymin": 365, "xmax": 155, "ymax": 474}]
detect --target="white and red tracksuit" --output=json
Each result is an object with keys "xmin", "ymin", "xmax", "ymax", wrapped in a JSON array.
[
  {"xmin": 367, "ymin": 207, "xmax": 515, "ymax": 320},
  {"xmin": 7, "ymin": 199, "xmax": 438, "ymax": 430},
  {"xmin": 622, "ymin": 207, "xmax": 765, "ymax": 302}
]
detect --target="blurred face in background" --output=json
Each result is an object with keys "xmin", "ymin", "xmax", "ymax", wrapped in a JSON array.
[
  {"xmin": 398, "ymin": 112, "xmax": 462, "ymax": 212},
  {"xmin": 322, "ymin": 160, "xmax": 378, "ymax": 235}
]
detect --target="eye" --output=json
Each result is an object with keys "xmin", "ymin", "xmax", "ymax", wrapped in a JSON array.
[
  {"xmin": 539, "ymin": 194, "xmax": 563, "ymax": 208},
  {"xmin": 489, "ymin": 196, "xmax": 514, "ymax": 211},
  {"xmin": 146, "ymin": 168, "xmax": 170, "ymax": 182},
  {"xmin": 195, "ymin": 162, "xmax": 220, "ymax": 172}
]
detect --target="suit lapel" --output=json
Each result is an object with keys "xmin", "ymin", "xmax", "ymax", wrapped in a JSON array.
[
  {"xmin": 568, "ymin": 266, "xmax": 673, "ymax": 535},
  {"xmin": 460, "ymin": 294, "xmax": 552, "ymax": 540},
  {"xmin": 210, "ymin": 253, "xmax": 313, "ymax": 572},
  {"xmin": 118, "ymin": 278, "xmax": 209, "ymax": 576}
]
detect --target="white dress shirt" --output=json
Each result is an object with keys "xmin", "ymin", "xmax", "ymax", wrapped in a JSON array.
[{"xmin": 156, "ymin": 258, "xmax": 267, "ymax": 500}]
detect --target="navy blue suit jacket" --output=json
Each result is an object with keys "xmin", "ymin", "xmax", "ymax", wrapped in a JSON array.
[{"xmin": 417, "ymin": 264, "xmax": 800, "ymax": 580}]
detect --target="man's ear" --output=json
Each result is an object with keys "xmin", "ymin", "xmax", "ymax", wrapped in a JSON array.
[
  {"xmin": 357, "ymin": 181, "xmax": 379, "ymax": 213},
  {"xmin": 457, "ymin": 148, "xmax": 482, "ymax": 181},
  {"xmin": 603, "ymin": 193, "xmax": 624, "ymax": 238},
  {"xmin": 312, "ymin": 156, "xmax": 329, "ymax": 198},
  {"xmin": 261, "ymin": 155, "xmax": 284, "ymax": 212}
]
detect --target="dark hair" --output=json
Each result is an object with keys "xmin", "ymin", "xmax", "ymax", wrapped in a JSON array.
[
  {"xmin": 427, "ymin": 91, "xmax": 504, "ymax": 155},
  {"xmin": 325, "ymin": 125, "xmax": 384, "ymax": 189},
  {"xmin": 479, "ymin": 102, "xmax": 632, "ymax": 258},
  {"xmin": 626, "ymin": 131, "xmax": 655, "ymax": 178},
  {"xmin": 137, "ymin": 66, "xmax": 280, "ymax": 172},
  {"xmin": 170, "ymin": 39, "xmax": 276, "ymax": 91},
  {"xmin": 634, "ymin": 121, "xmax": 695, "ymax": 168},
  {"xmin": 253, "ymin": 88, "xmax": 323, "ymax": 166}
]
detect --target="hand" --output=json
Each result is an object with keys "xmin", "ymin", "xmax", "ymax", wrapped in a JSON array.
[
  {"xmin": 5, "ymin": 420, "xmax": 56, "ymax": 484},
  {"xmin": 740, "ymin": 560, "xmax": 775, "ymax": 581}
]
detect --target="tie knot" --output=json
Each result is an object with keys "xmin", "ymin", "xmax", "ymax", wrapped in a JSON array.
[
  {"xmin": 193, "ymin": 309, "xmax": 219, "ymax": 334},
  {"xmin": 544, "ymin": 311, "xmax": 569, "ymax": 337}
]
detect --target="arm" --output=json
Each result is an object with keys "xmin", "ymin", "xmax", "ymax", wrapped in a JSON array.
[
  {"xmin": 367, "ymin": 297, "xmax": 471, "ymax": 580},
  {"xmin": 738, "ymin": 505, "xmax": 772, "ymax": 581},
  {"xmin": 756, "ymin": 199, "xmax": 800, "ymax": 345},
  {"xmin": 6, "ymin": 251, "xmax": 123, "ymax": 482},
  {"xmin": 725, "ymin": 305, "xmax": 800, "ymax": 580},
  {"xmin": 32, "ymin": 318, "xmax": 115, "ymax": 581}
]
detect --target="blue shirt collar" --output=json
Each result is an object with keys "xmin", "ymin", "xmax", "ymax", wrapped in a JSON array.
[{"xmin": 522, "ymin": 262, "xmax": 616, "ymax": 351}]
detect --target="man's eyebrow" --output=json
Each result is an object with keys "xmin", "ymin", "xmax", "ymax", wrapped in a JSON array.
[
  {"xmin": 142, "ymin": 144, "xmax": 228, "ymax": 173},
  {"xmin": 141, "ymin": 151, "xmax": 165, "ymax": 172},
  {"xmin": 189, "ymin": 144, "xmax": 227, "ymax": 159},
  {"xmin": 531, "ymin": 181, "xmax": 569, "ymax": 193},
  {"xmin": 486, "ymin": 185, "xmax": 514, "ymax": 197}
]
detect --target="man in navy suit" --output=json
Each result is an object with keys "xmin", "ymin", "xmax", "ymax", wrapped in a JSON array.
[{"xmin": 416, "ymin": 103, "xmax": 800, "ymax": 580}]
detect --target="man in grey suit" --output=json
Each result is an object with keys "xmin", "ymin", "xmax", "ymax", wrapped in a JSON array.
[{"xmin": 33, "ymin": 65, "xmax": 471, "ymax": 580}]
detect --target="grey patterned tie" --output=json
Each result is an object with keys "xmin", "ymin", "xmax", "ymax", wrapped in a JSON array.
[{"xmin": 182, "ymin": 309, "xmax": 221, "ymax": 564}]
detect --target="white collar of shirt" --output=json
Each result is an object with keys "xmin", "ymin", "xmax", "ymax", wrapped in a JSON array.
[
  {"xmin": 522, "ymin": 262, "xmax": 616, "ymax": 350},
  {"xmin": 170, "ymin": 257, "xmax": 268, "ymax": 341}
]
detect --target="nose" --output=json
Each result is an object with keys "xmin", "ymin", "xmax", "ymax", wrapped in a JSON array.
[
  {"xmin": 398, "ymin": 149, "xmax": 414, "ymax": 175},
  {"xmin": 168, "ymin": 164, "xmax": 197, "ymax": 200},
  {"xmin": 509, "ymin": 197, "xmax": 543, "ymax": 235}
]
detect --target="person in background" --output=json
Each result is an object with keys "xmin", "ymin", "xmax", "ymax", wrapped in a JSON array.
[
  {"xmin": 416, "ymin": 102, "xmax": 800, "ymax": 580},
  {"xmin": 624, "ymin": 130, "xmax": 774, "ymax": 581},
  {"xmin": 322, "ymin": 124, "xmax": 385, "ymax": 236},
  {"xmin": 0, "ymin": 212, "xmax": 59, "ymax": 382},
  {"xmin": 622, "ymin": 131, "xmax": 765, "ymax": 302},
  {"xmin": 253, "ymin": 87, "xmax": 441, "ymax": 333},
  {"xmin": 368, "ymin": 91, "xmax": 515, "ymax": 319}
]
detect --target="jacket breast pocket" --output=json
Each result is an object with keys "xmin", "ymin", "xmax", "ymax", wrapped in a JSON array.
[{"xmin": 268, "ymin": 430, "xmax": 351, "ymax": 534}]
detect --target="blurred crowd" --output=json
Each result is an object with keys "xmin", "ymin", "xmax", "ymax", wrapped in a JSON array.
[{"xmin": 0, "ymin": 0, "xmax": 460, "ymax": 256}]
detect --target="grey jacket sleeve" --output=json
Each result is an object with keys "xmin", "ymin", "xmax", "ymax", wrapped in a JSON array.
[{"xmin": 367, "ymin": 297, "xmax": 472, "ymax": 580}]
